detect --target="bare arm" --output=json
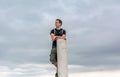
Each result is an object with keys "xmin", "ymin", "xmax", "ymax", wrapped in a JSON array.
[
  {"xmin": 50, "ymin": 33, "xmax": 56, "ymax": 41},
  {"xmin": 50, "ymin": 34, "xmax": 66, "ymax": 41},
  {"xmin": 57, "ymin": 34, "xmax": 66, "ymax": 40},
  {"xmin": 61, "ymin": 34, "xmax": 67, "ymax": 40},
  {"xmin": 50, "ymin": 33, "xmax": 60, "ymax": 41}
]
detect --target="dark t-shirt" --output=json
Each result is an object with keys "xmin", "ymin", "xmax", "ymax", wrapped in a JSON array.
[{"xmin": 50, "ymin": 28, "xmax": 66, "ymax": 48}]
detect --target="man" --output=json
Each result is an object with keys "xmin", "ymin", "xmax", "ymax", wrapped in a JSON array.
[{"xmin": 50, "ymin": 19, "xmax": 66, "ymax": 77}]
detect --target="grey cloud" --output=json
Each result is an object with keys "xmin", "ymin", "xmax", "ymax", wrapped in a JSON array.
[{"xmin": 0, "ymin": 0, "xmax": 120, "ymax": 74}]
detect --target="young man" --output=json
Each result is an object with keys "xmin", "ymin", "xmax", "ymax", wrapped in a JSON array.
[{"xmin": 50, "ymin": 19, "xmax": 66, "ymax": 77}]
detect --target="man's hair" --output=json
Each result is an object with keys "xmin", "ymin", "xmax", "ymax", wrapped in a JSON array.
[{"xmin": 56, "ymin": 19, "xmax": 62, "ymax": 26}]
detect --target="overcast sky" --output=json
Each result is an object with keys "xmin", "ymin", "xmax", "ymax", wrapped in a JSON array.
[{"xmin": 0, "ymin": 0, "xmax": 120, "ymax": 77}]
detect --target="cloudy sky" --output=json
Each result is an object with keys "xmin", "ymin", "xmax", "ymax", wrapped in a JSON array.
[{"xmin": 0, "ymin": 0, "xmax": 120, "ymax": 77}]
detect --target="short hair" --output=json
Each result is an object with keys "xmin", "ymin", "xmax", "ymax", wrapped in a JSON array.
[{"xmin": 56, "ymin": 19, "xmax": 62, "ymax": 26}]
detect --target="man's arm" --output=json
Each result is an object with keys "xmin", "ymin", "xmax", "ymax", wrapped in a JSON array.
[
  {"xmin": 50, "ymin": 33, "xmax": 56, "ymax": 41},
  {"xmin": 59, "ymin": 29, "xmax": 66, "ymax": 40},
  {"xmin": 50, "ymin": 34, "xmax": 66, "ymax": 41},
  {"xmin": 62, "ymin": 34, "xmax": 66, "ymax": 40},
  {"xmin": 58, "ymin": 34, "xmax": 66, "ymax": 40},
  {"xmin": 57, "ymin": 29, "xmax": 66, "ymax": 40},
  {"xmin": 50, "ymin": 29, "xmax": 58, "ymax": 41},
  {"xmin": 50, "ymin": 33, "xmax": 60, "ymax": 41}
]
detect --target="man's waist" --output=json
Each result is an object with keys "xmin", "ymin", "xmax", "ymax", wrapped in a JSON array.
[{"xmin": 52, "ymin": 46, "xmax": 57, "ymax": 48}]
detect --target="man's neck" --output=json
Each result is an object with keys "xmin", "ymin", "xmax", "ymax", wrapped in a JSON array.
[{"xmin": 55, "ymin": 27, "xmax": 61, "ymax": 30}]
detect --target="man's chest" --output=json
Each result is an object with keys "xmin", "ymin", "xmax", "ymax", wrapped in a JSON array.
[{"xmin": 54, "ymin": 30, "xmax": 63, "ymax": 36}]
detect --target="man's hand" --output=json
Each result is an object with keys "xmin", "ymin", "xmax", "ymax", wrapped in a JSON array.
[
  {"xmin": 56, "ymin": 35, "xmax": 66, "ymax": 40},
  {"xmin": 55, "ymin": 36, "xmax": 61, "ymax": 40}
]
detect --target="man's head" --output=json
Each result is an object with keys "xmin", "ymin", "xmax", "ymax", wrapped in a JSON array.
[{"xmin": 55, "ymin": 19, "xmax": 62, "ymax": 28}]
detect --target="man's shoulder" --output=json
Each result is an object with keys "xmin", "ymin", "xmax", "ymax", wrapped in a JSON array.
[
  {"xmin": 50, "ymin": 28, "xmax": 55, "ymax": 31},
  {"xmin": 50, "ymin": 28, "xmax": 66, "ymax": 31},
  {"xmin": 61, "ymin": 28, "xmax": 66, "ymax": 31}
]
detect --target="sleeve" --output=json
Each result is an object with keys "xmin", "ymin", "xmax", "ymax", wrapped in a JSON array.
[
  {"xmin": 63, "ymin": 29, "xmax": 66, "ymax": 35},
  {"xmin": 50, "ymin": 29, "xmax": 54, "ymax": 35}
]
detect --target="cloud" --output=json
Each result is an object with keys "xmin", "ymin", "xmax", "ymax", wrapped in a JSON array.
[
  {"xmin": 0, "ymin": 0, "xmax": 120, "ymax": 76},
  {"xmin": 0, "ymin": 63, "xmax": 120, "ymax": 77},
  {"xmin": 24, "ymin": 70, "xmax": 120, "ymax": 77},
  {"xmin": 0, "ymin": 64, "xmax": 80, "ymax": 77}
]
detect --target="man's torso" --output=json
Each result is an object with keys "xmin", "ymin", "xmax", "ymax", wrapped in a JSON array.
[{"xmin": 50, "ymin": 28, "xmax": 66, "ymax": 48}]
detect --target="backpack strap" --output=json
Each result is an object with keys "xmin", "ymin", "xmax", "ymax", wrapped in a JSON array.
[
  {"xmin": 61, "ymin": 28, "xmax": 63, "ymax": 34},
  {"xmin": 54, "ymin": 28, "xmax": 56, "ymax": 35}
]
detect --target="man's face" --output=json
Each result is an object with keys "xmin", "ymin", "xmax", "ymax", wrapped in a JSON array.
[{"xmin": 55, "ymin": 20, "xmax": 61, "ymax": 28}]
